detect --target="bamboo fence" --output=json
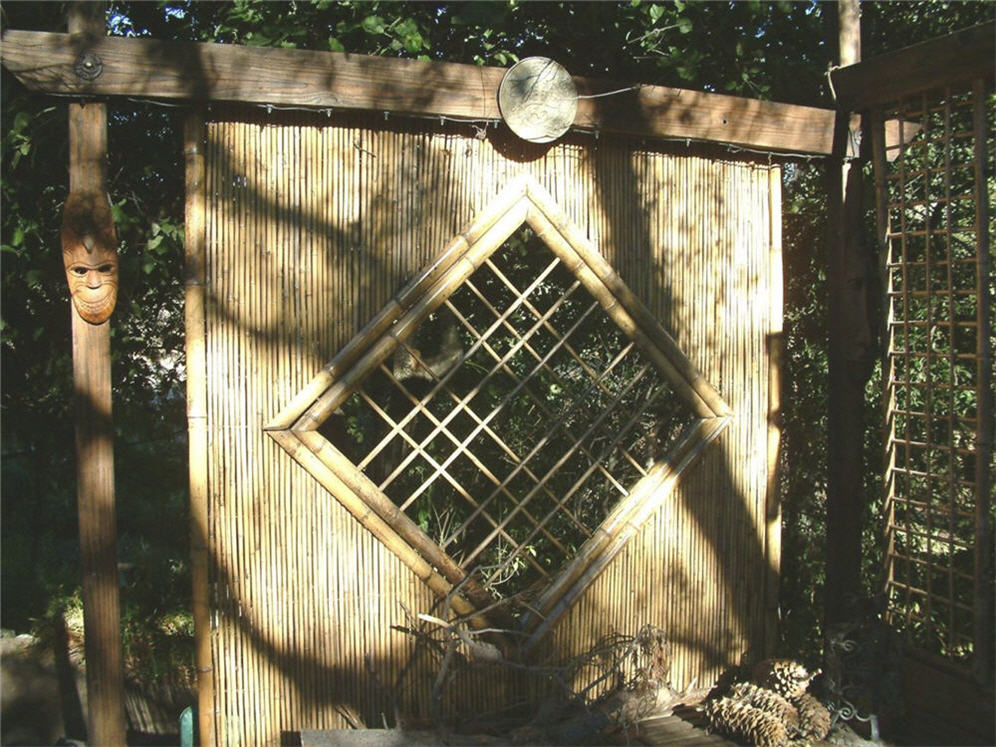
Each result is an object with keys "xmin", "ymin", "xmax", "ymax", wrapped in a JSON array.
[{"xmin": 186, "ymin": 109, "xmax": 782, "ymax": 744}]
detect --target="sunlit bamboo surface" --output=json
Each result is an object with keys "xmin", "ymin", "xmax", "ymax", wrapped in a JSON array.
[{"xmin": 188, "ymin": 109, "xmax": 782, "ymax": 745}]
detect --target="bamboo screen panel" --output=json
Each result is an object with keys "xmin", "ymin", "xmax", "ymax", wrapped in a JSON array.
[
  {"xmin": 190, "ymin": 110, "xmax": 781, "ymax": 744},
  {"xmin": 875, "ymin": 79, "xmax": 993, "ymax": 676}
]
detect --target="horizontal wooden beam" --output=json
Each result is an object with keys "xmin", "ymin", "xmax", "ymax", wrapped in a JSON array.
[
  {"xmin": 573, "ymin": 76, "xmax": 834, "ymax": 155},
  {"xmin": 830, "ymin": 22, "xmax": 995, "ymax": 111},
  {"xmin": 1, "ymin": 29, "xmax": 836, "ymax": 155}
]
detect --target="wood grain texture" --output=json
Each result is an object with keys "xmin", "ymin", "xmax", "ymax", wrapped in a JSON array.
[
  {"xmin": 72, "ymin": 313, "xmax": 127, "ymax": 747},
  {"xmin": 1, "ymin": 28, "xmax": 836, "ymax": 154},
  {"xmin": 825, "ymin": 0, "xmax": 868, "ymax": 628},
  {"xmin": 830, "ymin": 22, "xmax": 995, "ymax": 111},
  {"xmin": 67, "ymin": 3, "xmax": 127, "ymax": 744}
]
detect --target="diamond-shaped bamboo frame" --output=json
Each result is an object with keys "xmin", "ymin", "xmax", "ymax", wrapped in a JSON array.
[{"xmin": 266, "ymin": 174, "xmax": 731, "ymax": 643}]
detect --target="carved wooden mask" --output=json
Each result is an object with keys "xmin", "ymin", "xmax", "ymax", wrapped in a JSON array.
[{"xmin": 61, "ymin": 191, "xmax": 118, "ymax": 324}]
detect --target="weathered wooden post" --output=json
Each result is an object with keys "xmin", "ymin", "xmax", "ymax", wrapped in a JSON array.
[
  {"xmin": 825, "ymin": 0, "xmax": 870, "ymax": 627},
  {"xmin": 63, "ymin": 2, "xmax": 127, "ymax": 743}
]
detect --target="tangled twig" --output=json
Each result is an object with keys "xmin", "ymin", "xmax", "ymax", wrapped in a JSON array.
[{"xmin": 388, "ymin": 611, "xmax": 701, "ymax": 739}]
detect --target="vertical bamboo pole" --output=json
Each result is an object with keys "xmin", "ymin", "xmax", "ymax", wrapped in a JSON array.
[
  {"xmin": 184, "ymin": 111, "xmax": 216, "ymax": 746},
  {"xmin": 764, "ymin": 165, "xmax": 784, "ymax": 656},
  {"xmin": 825, "ymin": 0, "xmax": 869, "ymax": 627},
  {"xmin": 66, "ymin": 3, "xmax": 127, "ymax": 744}
]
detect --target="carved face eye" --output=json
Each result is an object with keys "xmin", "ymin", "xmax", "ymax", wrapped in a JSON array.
[{"xmin": 68, "ymin": 262, "xmax": 116, "ymax": 279}]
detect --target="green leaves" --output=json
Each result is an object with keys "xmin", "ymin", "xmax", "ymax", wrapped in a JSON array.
[
  {"xmin": 394, "ymin": 18, "xmax": 427, "ymax": 53},
  {"xmin": 8, "ymin": 112, "xmax": 34, "ymax": 169},
  {"xmin": 360, "ymin": 13, "xmax": 385, "ymax": 35},
  {"xmin": 142, "ymin": 219, "xmax": 183, "ymax": 275},
  {"xmin": 317, "ymin": 6, "xmax": 436, "ymax": 57},
  {"xmin": 4, "ymin": 105, "xmax": 57, "ymax": 171}
]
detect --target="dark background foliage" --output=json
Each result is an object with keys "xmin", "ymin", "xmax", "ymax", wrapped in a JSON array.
[{"xmin": 2, "ymin": 0, "xmax": 991, "ymax": 680}]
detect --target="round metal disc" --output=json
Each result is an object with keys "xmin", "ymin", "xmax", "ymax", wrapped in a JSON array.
[{"xmin": 498, "ymin": 57, "xmax": 578, "ymax": 143}]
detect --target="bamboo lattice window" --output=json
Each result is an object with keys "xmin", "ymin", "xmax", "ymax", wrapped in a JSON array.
[
  {"xmin": 268, "ymin": 175, "xmax": 731, "ymax": 637},
  {"xmin": 874, "ymin": 79, "xmax": 993, "ymax": 672}
]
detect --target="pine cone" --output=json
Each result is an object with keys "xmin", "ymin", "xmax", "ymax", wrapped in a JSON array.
[
  {"xmin": 792, "ymin": 691, "xmax": 831, "ymax": 741},
  {"xmin": 703, "ymin": 696, "xmax": 790, "ymax": 747},
  {"xmin": 729, "ymin": 681, "xmax": 799, "ymax": 734},
  {"xmin": 751, "ymin": 658, "xmax": 816, "ymax": 700}
]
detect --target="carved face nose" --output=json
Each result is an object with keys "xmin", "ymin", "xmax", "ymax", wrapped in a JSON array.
[{"xmin": 86, "ymin": 269, "xmax": 103, "ymax": 289}]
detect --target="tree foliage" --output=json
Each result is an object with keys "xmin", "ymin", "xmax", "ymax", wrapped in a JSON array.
[{"xmin": 2, "ymin": 0, "xmax": 991, "ymax": 682}]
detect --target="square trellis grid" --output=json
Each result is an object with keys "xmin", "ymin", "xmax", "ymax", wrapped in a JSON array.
[
  {"xmin": 268, "ymin": 175, "xmax": 731, "ymax": 641},
  {"xmin": 875, "ymin": 80, "xmax": 993, "ymax": 673}
]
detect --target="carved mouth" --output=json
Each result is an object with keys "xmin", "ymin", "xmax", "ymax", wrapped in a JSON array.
[{"xmin": 72, "ymin": 290, "xmax": 116, "ymax": 323}]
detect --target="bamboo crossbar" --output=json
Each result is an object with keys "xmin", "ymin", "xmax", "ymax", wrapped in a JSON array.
[
  {"xmin": 469, "ymin": 383, "xmax": 653, "ymax": 574},
  {"xmin": 435, "ymin": 305, "xmax": 614, "ymax": 532},
  {"xmin": 297, "ymin": 201, "xmax": 530, "ymax": 428},
  {"xmin": 383, "ymin": 411, "xmax": 577, "ymax": 565},
  {"xmin": 373, "ymin": 260, "xmax": 580, "ymax": 490},
  {"xmin": 479, "ymin": 257, "xmax": 634, "ymax": 416},
  {"xmin": 270, "ymin": 430, "xmax": 481, "ymax": 622},
  {"xmin": 469, "ymin": 363, "xmax": 667, "ymax": 578},
  {"xmin": 354, "ymin": 385, "xmax": 562, "ymax": 578},
  {"xmin": 295, "ymin": 429, "xmax": 492, "ymax": 606},
  {"xmin": 444, "ymin": 285, "xmax": 649, "ymax": 486},
  {"xmin": 525, "ymin": 204, "xmax": 727, "ymax": 419},
  {"xmin": 347, "ymin": 295, "xmax": 596, "ymax": 549},
  {"xmin": 266, "ymin": 180, "xmax": 529, "ymax": 430},
  {"xmin": 523, "ymin": 179, "xmax": 732, "ymax": 414},
  {"xmin": 526, "ymin": 415, "xmax": 731, "ymax": 643}
]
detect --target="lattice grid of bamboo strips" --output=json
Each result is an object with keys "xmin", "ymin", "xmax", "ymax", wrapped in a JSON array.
[
  {"xmin": 876, "ymin": 79, "xmax": 993, "ymax": 669},
  {"xmin": 297, "ymin": 196, "xmax": 726, "ymax": 627},
  {"xmin": 190, "ymin": 110, "xmax": 781, "ymax": 744},
  {"xmin": 326, "ymin": 252, "xmax": 687, "ymax": 599}
]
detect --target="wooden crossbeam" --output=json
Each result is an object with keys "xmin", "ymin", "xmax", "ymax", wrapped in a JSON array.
[
  {"xmin": 1, "ymin": 28, "xmax": 836, "ymax": 155},
  {"xmin": 830, "ymin": 22, "xmax": 995, "ymax": 111}
]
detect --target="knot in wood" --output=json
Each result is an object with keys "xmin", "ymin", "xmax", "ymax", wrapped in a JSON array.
[{"xmin": 74, "ymin": 51, "xmax": 103, "ymax": 81}]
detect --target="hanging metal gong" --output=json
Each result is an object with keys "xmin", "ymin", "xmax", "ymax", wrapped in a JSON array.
[{"xmin": 498, "ymin": 57, "xmax": 578, "ymax": 143}]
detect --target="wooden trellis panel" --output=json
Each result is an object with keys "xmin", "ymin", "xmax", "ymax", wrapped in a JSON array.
[
  {"xmin": 873, "ymin": 79, "xmax": 993, "ymax": 680},
  {"xmin": 187, "ymin": 109, "xmax": 781, "ymax": 744}
]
